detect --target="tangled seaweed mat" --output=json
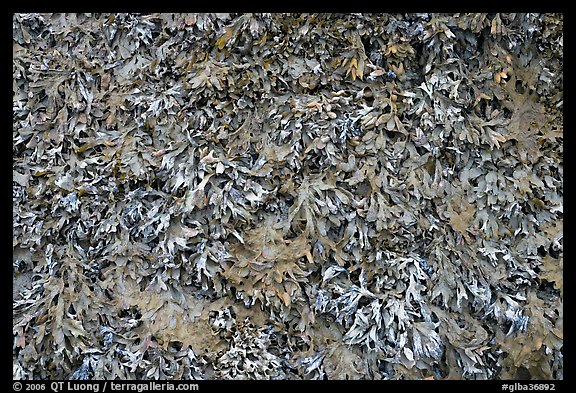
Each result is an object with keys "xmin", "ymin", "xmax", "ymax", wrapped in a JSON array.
[{"xmin": 13, "ymin": 13, "xmax": 562, "ymax": 380}]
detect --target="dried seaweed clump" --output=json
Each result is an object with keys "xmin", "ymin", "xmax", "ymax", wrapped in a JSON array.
[{"xmin": 14, "ymin": 13, "xmax": 562, "ymax": 380}]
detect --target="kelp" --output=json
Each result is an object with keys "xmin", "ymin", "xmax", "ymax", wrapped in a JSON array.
[{"xmin": 13, "ymin": 13, "xmax": 562, "ymax": 380}]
